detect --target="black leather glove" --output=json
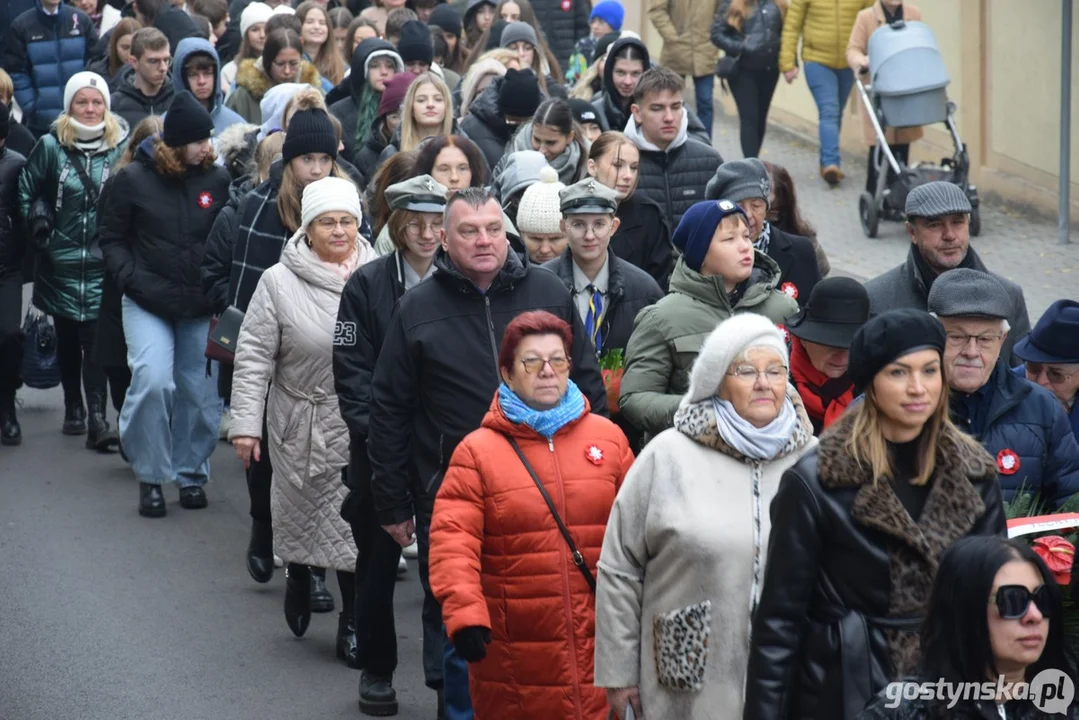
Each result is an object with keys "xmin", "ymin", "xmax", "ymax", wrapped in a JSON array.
[{"xmin": 452, "ymin": 626, "xmax": 491, "ymax": 663}]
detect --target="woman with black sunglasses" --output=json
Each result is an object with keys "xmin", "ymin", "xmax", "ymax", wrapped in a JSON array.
[{"xmin": 859, "ymin": 535, "xmax": 1079, "ymax": 719}]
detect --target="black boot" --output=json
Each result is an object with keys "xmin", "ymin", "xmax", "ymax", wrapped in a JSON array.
[
  {"xmin": 310, "ymin": 567, "xmax": 335, "ymax": 613},
  {"xmin": 284, "ymin": 563, "xmax": 311, "ymax": 637},
  {"xmin": 246, "ymin": 520, "xmax": 274, "ymax": 583},
  {"xmin": 62, "ymin": 400, "xmax": 86, "ymax": 435},
  {"xmin": 85, "ymin": 391, "xmax": 119, "ymax": 451},
  {"xmin": 138, "ymin": 482, "xmax": 166, "ymax": 518},
  {"xmin": 336, "ymin": 611, "xmax": 359, "ymax": 668},
  {"xmin": 358, "ymin": 671, "xmax": 398, "ymax": 716},
  {"xmin": 0, "ymin": 390, "xmax": 20, "ymax": 446},
  {"xmin": 436, "ymin": 688, "xmax": 445, "ymax": 720}
]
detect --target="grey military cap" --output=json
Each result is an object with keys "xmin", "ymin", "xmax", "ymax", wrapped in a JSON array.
[
  {"xmin": 386, "ymin": 174, "xmax": 449, "ymax": 213},
  {"xmin": 558, "ymin": 177, "xmax": 619, "ymax": 215}
]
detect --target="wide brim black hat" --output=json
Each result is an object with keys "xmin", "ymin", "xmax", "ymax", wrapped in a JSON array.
[
  {"xmin": 786, "ymin": 276, "xmax": 871, "ymax": 349},
  {"xmin": 787, "ymin": 314, "xmax": 864, "ymax": 348}
]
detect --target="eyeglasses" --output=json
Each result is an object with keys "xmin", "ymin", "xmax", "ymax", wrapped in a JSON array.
[
  {"xmin": 314, "ymin": 217, "xmax": 357, "ymax": 230},
  {"xmin": 565, "ymin": 218, "xmax": 613, "ymax": 239},
  {"xmin": 944, "ymin": 332, "xmax": 1004, "ymax": 350},
  {"xmin": 520, "ymin": 355, "xmax": 570, "ymax": 375},
  {"xmin": 726, "ymin": 365, "xmax": 788, "ymax": 383},
  {"xmin": 1025, "ymin": 362, "xmax": 1078, "ymax": 386},
  {"xmin": 272, "ymin": 59, "xmax": 301, "ymax": 71},
  {"xmin": 405, "ymin": 219, "xmax": 443, "ymax": 236},
  {"xmin": 991, "ymin": 584, "xmax": 1052, "ymax": 620}
]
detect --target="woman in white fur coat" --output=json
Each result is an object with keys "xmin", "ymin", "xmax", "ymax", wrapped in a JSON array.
[
  {"xmin": 229, "ymin": 176, "xmax": 375, "ymax": 660},
  {"xmin": 594, "ymin": 313, "xmax": 818, "ymax": 719}
]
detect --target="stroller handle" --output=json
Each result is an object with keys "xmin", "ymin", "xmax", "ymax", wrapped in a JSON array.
[{"xmin": 855, "ymin": 80, "xmax": 904, "ymax": 177}]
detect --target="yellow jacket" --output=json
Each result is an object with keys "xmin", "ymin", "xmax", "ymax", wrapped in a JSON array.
[
  {"xmin": 648, "ymin": 0, "xmax": 721, "ymax": 77},
  {"xmin": 779, "ymin": 0, "xmax": 873, "ymax": 71}
]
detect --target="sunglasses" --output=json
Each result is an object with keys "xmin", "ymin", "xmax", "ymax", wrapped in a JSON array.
[
  {"xmin": 991, "ymin": 584, "xmax": 1053, "ymax": 620},
  {"xmin": 1025, "ymin": 362, "xmax": 1078, "ymax": 386}
]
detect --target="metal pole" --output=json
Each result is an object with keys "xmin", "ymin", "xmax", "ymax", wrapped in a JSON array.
[{"xmin": 1060, "ymin": 0, "xmax": 1072, "ymax": 244}]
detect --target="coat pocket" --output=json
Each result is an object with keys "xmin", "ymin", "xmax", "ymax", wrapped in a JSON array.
[{"xmin": 652, "ymin": 600, "xmax": 712, "ymax": 692}]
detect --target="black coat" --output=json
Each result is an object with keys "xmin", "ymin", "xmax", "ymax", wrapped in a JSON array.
[
  {"xmin": 0, "ymin": 146, "xmax": 28, "ymax": 278},
  {"xmin": 4, "ymin": 121, "xmax": 37, "ymax": 159},
  {"xmin": 633, "ymin": 134, "xmax": 723, "ymax": 228},
  {"xmin": 611, "ymin": 194, "xmax": 674, "ymax": 291},
  {"xmin": 744, "ymin": 414, "xmax": 1006, "ymax": 720},
  {"xmin": 458, "ymin": 77, "xmax": 514, "ymax": 171},
  {"xmin": 353, "ymin": 116, "xmax": 390, "ymax": 188},
  {"xmin": 711, "ymin": 0, "xmax": 784, "ymax": 71},
  {"xmin": 529, "ymin": 0, "xmax": 591, "ymax": 75},
  {"xmin": 366, "ymin": 248, "xmax": 609, "ymax": 526},
  {"xmin": 109, "ymin": 66, "xmax": 176, "ymax": 130},
  {"xmin": 99, "ymin": 140, "xmax": 231, "ymax": 319},
  {"xmin": 90, "ymin": 175, "xmax": 127, "ymax": 369},
  {"xmin": 766, "ymin": 224, "xmax": 822, "ymax": 308}
]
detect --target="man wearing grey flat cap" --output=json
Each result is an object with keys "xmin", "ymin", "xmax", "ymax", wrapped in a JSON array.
[
  {"xmin": 928, "ymin": 268, "xmax": 1079, "ymax": 509},
  {"xmin": 864, "ymin": 180, "xmax": 1030, "ymax": 365}
]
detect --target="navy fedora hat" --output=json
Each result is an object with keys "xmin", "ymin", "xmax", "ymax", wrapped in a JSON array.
[{"xmin": 1013, "ymin": 299, "xmax": 1079, "ymax": 364}]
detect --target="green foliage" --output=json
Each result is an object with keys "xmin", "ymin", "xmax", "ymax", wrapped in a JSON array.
[{"xmin": 598, "ymin": 348, "xmax": 625, "ymax": 371}]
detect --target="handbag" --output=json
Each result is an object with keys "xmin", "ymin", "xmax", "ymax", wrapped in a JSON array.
[
  {"xmin": 205, "ymin": 305, "xmax": 246, "ymax": 364},
  {"xmin": 715, "ymin": 52, "xmax": 741, "ymax": 79},
  {"xmin": 21, "ymin": 308, "xmax": 62, "ymax": 390},
  {"xmin": 503, "ymin": 434, "xmax": 597, "ymax": 592}
]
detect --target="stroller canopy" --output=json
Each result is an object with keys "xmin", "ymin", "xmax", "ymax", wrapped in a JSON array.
[{"xmin": 868, "ymin": 20, "xmax": 950, "ymax": 128}]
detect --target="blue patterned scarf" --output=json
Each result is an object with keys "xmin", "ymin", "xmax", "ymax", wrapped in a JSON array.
[{"xmin": 497, "ymin": 380, "xmax": 586, "ymax": 439}]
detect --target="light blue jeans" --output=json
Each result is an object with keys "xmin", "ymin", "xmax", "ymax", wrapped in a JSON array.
[
  {"xmin": 804, "ymin": 61, "xmax": 856, "ymax": 168},
  {"xmin": 120, "ymin": 295, "xmax": 222, "ymax": 487}
]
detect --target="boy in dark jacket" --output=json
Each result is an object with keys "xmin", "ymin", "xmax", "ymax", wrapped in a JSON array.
[
  {"xmin": 0, "ymin": 102, "xmax": 28, "ymax": 445},
  {"xmin": 109, "ymin": 27, "xmax": 175, "ymax": 129}
]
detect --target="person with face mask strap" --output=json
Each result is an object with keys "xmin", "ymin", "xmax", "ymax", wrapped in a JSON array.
[
  {"xmin": 98, "ymin": 90, "xmax": 231, "ymax": 518},
  {"xmin": 226, "ymin": 29, "xmax": 323, "ymax": 124},
  {"xmin": 927, "ymin": 269, "xmax": 1079, "ymax": 511},
  {"xmin": 859, "ymin": 535, "xmax": 1079, "ymax": 719},
  {"xmin": 353, "ymin": 71, "xmax": 416, "ymax": 184},
  {"xmin": 1013, "ymin": 300, "xmax": 1079, "ymax": 440},
  {"xmin": 786, "ymin": 277, "xmax": 871, "ymax": 435},
  {"xmin": 17, "ymin": 72, "xmax": 129, "ymax": 448}
]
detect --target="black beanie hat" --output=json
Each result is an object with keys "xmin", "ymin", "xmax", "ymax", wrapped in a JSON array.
[
  {"xmin": 0, "ymin": 102, "xmax": 10, "ymax": 141},
  {"xmin": 498, "ymin": 68, "xmax": 541, "ymax": 119},
  {"xmin": 282, "ymin": 109, "xmax": 339, "ymax": 163},
  {"xmin": 485, "ymin": 18, "xmax": 509, "ymax": 52},
  {"xmin": 163, "ymin": 90, "xmax": 215, "ymax": 147},
  {"xmin": 848, "ymin": 308, "xmax": 947, "ymax": 396},
  {"xmin": 397, "ymin": 20, "xmax": 434, "ymax": 66},
  {"xmin": 427, "ymin": 4, "xmax": 462, "ymax": 38}
]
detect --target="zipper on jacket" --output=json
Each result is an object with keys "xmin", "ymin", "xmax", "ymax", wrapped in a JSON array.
[
  {"xmin": 424, "ymin": 433, "xmax": 445, "ymax": 494},
  {"xmin": 483, "ymin": 296, "xmax": 500, "ymax": 381}
]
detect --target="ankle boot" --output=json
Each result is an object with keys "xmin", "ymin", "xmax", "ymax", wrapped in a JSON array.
[
  {"xmin": 358, "ymin": 671, "xmax": 398, "ymax": 716},
  {"xmin": 310, "ymin": 567, "xmax": 335, "ymax": 613},
  {"xmin": 284, "ymin": 563, "xmax": 311, "ymax": 637},
  {"xmin": 85, "ymin": 391, "xmax": 119, "ymax": 451},
  {"xmin": 62, "ymin": 399, "xmax": 86, "ymax": 435},
  {"xmin": 246, "ymin": 520, "xmax": 274, "ymax": 583},
  {"xmin": 336, "ymin": 611, "xmax": 359, "ymax": 668},
  {"xmin": 0, "ymin": 391, "xmax": 20, "ymax": 446}
]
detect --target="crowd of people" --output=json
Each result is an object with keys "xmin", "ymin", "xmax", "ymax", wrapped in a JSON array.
[{"xmin": 3, "ymin": 0, "xmax": 1079, "ymax": 719}]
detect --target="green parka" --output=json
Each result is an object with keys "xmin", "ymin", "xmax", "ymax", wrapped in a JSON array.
[
  {"xmin": 18, "ymin": 123, "xmax": 128, "ymax": 321},
  {"xmin": 618, "ymin": 251, "xmax": 798, "ymax": 437}
]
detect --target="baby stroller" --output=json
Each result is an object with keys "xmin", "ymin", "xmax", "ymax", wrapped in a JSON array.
[{"xmin": 855, "ymin": 19, "xmax": 981, "ymax": 238}]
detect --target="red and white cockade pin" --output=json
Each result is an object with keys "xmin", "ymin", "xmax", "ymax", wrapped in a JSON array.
[
  {"xmin": 780, "ymin": 282, "xmax": 799, "ymax": 300},
  {"xmin": 560, "ymin": 0, "xmax": 571, "ymax": 9},
  {"xmin": 776, "ymin": 323, "xmax": 790, "ymax": 344},
  {"xmin": 996, "ymin": 449, "xmax": 1020, "ymax": 475},
  {"xmin": 585, "ymin": 445, "xmax": 604, "ymax": 465},
  {"xmin": 197, "ymin": 191, "xmax": 213, "ymax": 208}
]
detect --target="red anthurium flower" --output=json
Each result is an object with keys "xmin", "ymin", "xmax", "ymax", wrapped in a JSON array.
[{"xmin": 1032, "ymin": 535, "xmax": 1075, "ymax": 585}]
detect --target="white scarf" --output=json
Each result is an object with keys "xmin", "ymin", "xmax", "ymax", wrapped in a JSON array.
[
  {"xmin": 70, "ymin": 117, "xmax": 107, "ymax": 152},
  {"xmin": 711, "ymin": 395, "xmax": 797, "ymax": 460}
]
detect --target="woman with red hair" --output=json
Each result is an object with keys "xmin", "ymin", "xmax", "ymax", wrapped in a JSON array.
[{"xmin": 428, "ymin": 310, "xmax": 633, "ymax": 720}]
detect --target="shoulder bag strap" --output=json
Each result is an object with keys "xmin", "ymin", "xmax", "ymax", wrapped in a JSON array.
[
  {"xmin": 61, "ymin": 147, "xmax": 100, "ymax": 207},
  {"xmin": 504, "ymin": 434, "xmax": 597, "ymax": 593}
]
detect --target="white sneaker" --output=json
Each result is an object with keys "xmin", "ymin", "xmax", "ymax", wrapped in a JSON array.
[
  {"xmin": 397, "ymin": 555, "xmax": 408, "ymax": 576},
  {"xmin": 402, "ymin": 540, "xmax": 419, "ymax": 559},
  {"xmin": 219, "ymin": 407, "xmax": 231, "ymax": 442}
]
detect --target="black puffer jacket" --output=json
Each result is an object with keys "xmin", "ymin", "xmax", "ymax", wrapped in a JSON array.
[
  {"xmin": 109, "ymin": 66, "xmax": 176, "ymax": 129},
  {"xmin": 366, "ymin": 248, "xmax": 609, "ymax": 526},
  {"xmin": 530, "ymin": 0, "xmax": 591, "ymax": 75},
  {"xmin": 458, "ymin": 77, "xmax": 514, "ymax": 170},
  {"xmin": 353, "ymin": 116, "xmax": 391, "ymax": 187},
  {"xmin": 711, "ymin": 0, "xmax": 784, "ymax": 71},
  {"xmin": 611, "ymin": 193, "xmax": 674, "ymax": 291},
  {"xmin": 90, "ymin": 175, "xmax": 128, "ymax": 369},
  {"xmin": 328, "ymin": 38, "xmax": 400, "ymax": 161},
  {"xmin": 0, "ymin": 147, "xmax": 28, "ymax": 277},
  {"xmin": 99, "ymin": 138, "xmax": 231, "ymax": 319},
  {"xmin": 625, "ymin": 119, "xmax": 723, "ymax": 228}
]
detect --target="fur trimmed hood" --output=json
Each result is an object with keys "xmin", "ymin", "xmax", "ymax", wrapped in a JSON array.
[{"xmin": 234, "ymin": 58, "xmax": 323, "ymax": 102}]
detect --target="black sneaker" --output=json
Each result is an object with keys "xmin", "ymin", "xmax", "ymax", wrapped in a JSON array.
[
  {"xmin": 178, "ymin": 486, "xmax": 208, "ymax": 510},
  {"xmin": 138, "ymin": 482, "xmax": 166, "ymax": 518},
  {"xmin": 0, "ymin": 396, "xmax": 20, "ymax": 446}
]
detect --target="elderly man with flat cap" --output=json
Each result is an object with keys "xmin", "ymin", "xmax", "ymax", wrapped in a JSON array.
[
  {"xmin": 1014, "ymin": 299, "xmax": 1079, "ymax": 439},
  {"xmin": 928, "ymin": 268, "xmax": 1079, "ymax": 509},
  {"xmin": 865, "ymin": 180, "xmax": 1030, "ymax": 364}
]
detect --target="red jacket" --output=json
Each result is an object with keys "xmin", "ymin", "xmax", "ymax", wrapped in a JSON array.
[{"xmin": 429, "ymin": 394, "xmax": 634, "ymax": 720}]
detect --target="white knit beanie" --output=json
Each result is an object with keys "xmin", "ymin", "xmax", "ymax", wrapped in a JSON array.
[
  {"xmin": 271, "ymin": 4, "xmax": 295, "ymax": 15},
  {"xmin": 300, "ymin": 177, "xmax": 363, "ymax": 233},
  {"xmin": 516, "ymin": 166, "xmax": 565, "ymax": 235},
  {"xmin": 64, "ymin": 72, "xmax": 111, "ymax": 114},
  {"xmin": 241, "ymin": 2, "xmax": 273, "ymax": 37},
  {"xmin": 682, "ymin": 313, "xmax": 790, "ymax": 406}
]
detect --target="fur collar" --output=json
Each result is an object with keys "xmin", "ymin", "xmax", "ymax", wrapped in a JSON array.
[
  {"xmin": 817, "ymin": 412, "xmax": 997, "ymax": 564},
  {"xmin": 234, "ymin": 58, "xmax": 322, "ymax": 102},
  {"xmin": 674, "ymin": 387, "xmax": 815, "ymax": 463}
]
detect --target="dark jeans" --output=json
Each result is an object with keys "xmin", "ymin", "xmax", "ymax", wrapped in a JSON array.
[
  {"xmin": 246, "ymin": 414, "xmax": 272, "ymax": 524},
  {"xmin": 104, "ymin": 365, "xmax": 131, "ymax": 414},
  {"xmin": 728, "ymin": 66, "xmax": 780, "ymax": 158},
  {"xmin": 415, "ymin": 501, "xmax": 446, "ymax": 690},
  {"xmin": 0, "ymin": 273, "xmax": 23, "ymax": 396},
  {"xmin": 866, "ymin": 143, "xmax": 910, "ymax": 194},
  {"xmin": 693, "ymin": 75, "xmax": 715, "ymax": 139},
  {"xmin": 53, "ymin": 315, "xmax": 107, "ymax": 406}
]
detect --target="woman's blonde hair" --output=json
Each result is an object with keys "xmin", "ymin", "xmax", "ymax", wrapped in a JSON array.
[
  {"xmin": 725, "ymin": 0, "xmax": 787, "ymax": 33},
  {"xmin": 276, "ymin": 158, "xmax": 351, "ymax": 233},
  {"xmin": 458, "ymin": 52, "xmax": 515, "ymax": 117},
  {"xmin": 282, "ymin": 87, "xmax": 327, "ymax": 129},
  {"xmin": 296, "ymin": 1, "xmax": 346, "ymax": 85},
  {"xmin": 255, "ymin": 132, "xmax": 285, "ymax": 183},
  {"xmin": 399, "ymin": 72, "xmax": 454, "ymax": 153},
  {"xmin": 570, "ymin": 61, "xmax": 600, "ymax": 100},
  {"xmin": 53, "ymin": 112, "xmax": 126, "ymax": 150},
  {"xmin": 0, "ymin": 68, "xmax": 14, "ymax": 105},
  {"xmin": 152, "ymin": 138, "xmax": 217, "ymax": 177}
]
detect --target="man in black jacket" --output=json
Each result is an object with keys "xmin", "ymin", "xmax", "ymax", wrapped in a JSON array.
[
  {"xmin": 0, "ymin": 103, "xmax": 28, "ymax": 445},
  {"xmin": 706, "ymin": 157, "xmax": 821, "ymax": 307},
  {"xmin": 624, "ymin": 66, "xmax": 722, "ymax": 228},
  {"xmin": 366, "ymin": 187, "xmax": 608, "ymax": 713},
  {"xmin": 109, "ymin": 27, "xmax": 175, "ymax": 129}
]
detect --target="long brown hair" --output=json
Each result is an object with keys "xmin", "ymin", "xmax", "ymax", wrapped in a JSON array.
[
  {"xmin": 118, "ymin": 115, "xmax": 163, "ymax": 172},
  {"xmin": 296, "ymin": 1, "xmax": 346, "ymax": 85},
  {"xmin": 108, "ymin": 19, "xmax": 141, "ymax": 78},
  {"xmin": 387, "ymin": 207, "xmax": 424, "ymax": 251},
  {"xmin": 153, "ymin": 139, "xmax": 217, "ymax": 177},
  {"xmin": 368, "ymin": 151, "xmax": 417, "ymax": 237},
  {"xmin": 725, "ymin": 0, "xmax": 787, "ymax": 33},
  {"xmin": 763, "ymin": 160, "xmax": 816, "ymax": 238},
  {"xmin": 588, "ymin": 130, "xmax": 639, "ymax": 199},
  {"xmin": 275, "ymin": 158, "xmax": 352, "ymax": 233}
]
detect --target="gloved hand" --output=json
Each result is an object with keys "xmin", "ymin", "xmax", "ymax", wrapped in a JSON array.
[{"xmin": 452, "ymin": 626, "xmax": 491, "ymax": 663}]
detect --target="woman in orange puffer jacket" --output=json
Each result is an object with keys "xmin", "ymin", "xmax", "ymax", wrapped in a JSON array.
[{"xmin": 429, "ymin": 310, "xmax": 634, "ymax": 720}]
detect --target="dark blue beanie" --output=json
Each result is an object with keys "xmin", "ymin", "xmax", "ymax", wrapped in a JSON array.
[{"xmin": 672, "ymin": 199, "xmax": 749, "ymax": 273}]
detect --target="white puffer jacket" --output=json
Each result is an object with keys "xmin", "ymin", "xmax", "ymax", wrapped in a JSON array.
[{"xmin": 230, "ymin": 233, "xmax": 374, "ymax": 570}]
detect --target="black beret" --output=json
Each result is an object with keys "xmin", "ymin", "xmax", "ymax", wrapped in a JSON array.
[{"xmin": 848, "ymin": 309, "xmax": 946, "ymax": 396}]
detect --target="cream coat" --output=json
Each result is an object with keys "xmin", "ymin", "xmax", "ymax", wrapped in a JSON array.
[
  {"xmin": 594, "ymin": 426, "xmax": 817, "ymax": 719},
  {"xmin": 230, "ymin": 234, "xmax": 374, "ymax": 571}
]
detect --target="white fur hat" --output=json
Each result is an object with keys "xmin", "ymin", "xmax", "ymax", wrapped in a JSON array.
[
  {"xmin": 300, "ymin": 177, "xmax": 363, "ymax": 233},
  {"xmin": 241, "ymin": 2, "xmax": 273, "ymax": 37},
  {"xmin": 516, "ymin": 166, "xmax": 565, "ymax": 235},
  {"xmin": 682, "ymin": 313, "xmax": 790, "ymax": 405},
  {"xmin": 64, "ymin": 71, "xmax": 111, "ymax": 113}
]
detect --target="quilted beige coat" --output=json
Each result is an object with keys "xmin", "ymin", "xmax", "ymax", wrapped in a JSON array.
[{"xmin": 229, "ymin": 234, "xmax": 374, "ymax": 571}]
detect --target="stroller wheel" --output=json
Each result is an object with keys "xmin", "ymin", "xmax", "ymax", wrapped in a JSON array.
[
  {"xmin": 969, "ymin": 206, "xmax": 982, "ymax": 236},
  {"xmin": 859, "ymin": 192, "xmax": 880, "ymax": 238}
]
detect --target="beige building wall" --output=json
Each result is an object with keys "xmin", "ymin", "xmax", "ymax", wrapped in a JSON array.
[{"xmin": 622, "ymin": 0, "xmax": 1079, "ymax": 220}]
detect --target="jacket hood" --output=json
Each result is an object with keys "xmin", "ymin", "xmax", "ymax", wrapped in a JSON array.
[
  {"xmin": 114, "ymin": 65, "xmax": 175, "ymax": 104},
  {"xmin": 602, "ymin": 36, "xmax": 650, "ymax": 105},
  {"xmin": 623, "ymin": 108, "xmax": 689, "ymax": 153},
  {"xmin": 496, "ymin": 149, "xmax": 549, "ymax": 200},
  {"xmin": 349, "ymin": 38, "xmax": 402, "ymax": 101},
  {"xmin": 480, "ymin": 390, "xmax": 591, "ymax": 438},
  {"xmin": 216, "ymin": 122, "xmax": 259, "ymax": 177},
  {"xmin": 668, "ymin": 250, "xmax": 784, "ymax": 312},
  {"xmin": 173, "ymin": 38, "xmax": 223, "ymax": 112},
  {"xmin": 468, "ymin": 77, "xmax": 511, "ymax": 139},
  {"xmin": 433, "ymin": 244, "xmax": 529, "ymax": 294},
  {"xmin": 257, "ymin": 82, "xmax": 309, "ymax": 139}
]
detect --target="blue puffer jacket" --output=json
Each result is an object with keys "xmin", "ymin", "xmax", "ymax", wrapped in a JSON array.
[
  {"xmin": 954, "ymin": 361, "xmax": 1079, "ymax": 509},
  {"xmin": 4, "ymin": 1, "xmax": 97, "ymax": 135}
]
